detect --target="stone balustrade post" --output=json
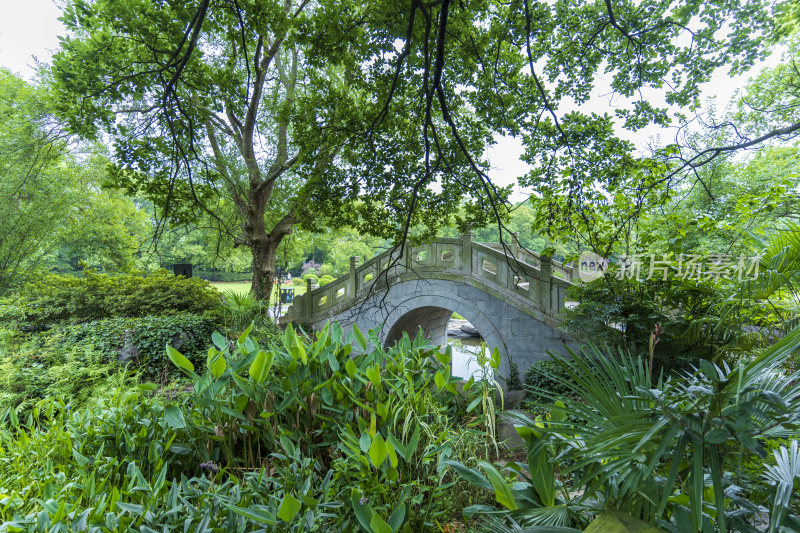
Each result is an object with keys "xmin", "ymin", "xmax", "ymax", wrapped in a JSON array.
[
  {"xmin": 403, "ymin": 243, "xmax": 413, "ymax": 272},
  {"xmin": 540, "ymin": 255, "xmax": 553, "ymax": 314},
  {"xmin": 348, "ymin": 256, "xmax": 359, "ymax": 298},
  {"xmin": 510, "ymin": 231, "xmax": 520, "ymax": 259},
  {"xmin": 306, "ymin": 278, "xmax": 314, "ymax": 317},
  {"xmin": 460, "ymin": 231, "xmax": 474, "ymax": 273}
]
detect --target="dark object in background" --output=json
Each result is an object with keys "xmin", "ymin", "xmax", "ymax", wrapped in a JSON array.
[
  {"xmin": 173, "ymin": 264, "xmax": 193, "ymax": 278},
  {"xmin": 280, "ymin": 287, "xmax": 294, "ymax": 304}
]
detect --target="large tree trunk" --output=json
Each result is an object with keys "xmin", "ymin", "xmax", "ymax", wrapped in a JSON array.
[
  {"xmin": 247, "ymin": 212, "xmax": 296, "ymax": 301},
  {"xmin": 251, "ymin": 237, "xmax": 278, "ymax": 301}
]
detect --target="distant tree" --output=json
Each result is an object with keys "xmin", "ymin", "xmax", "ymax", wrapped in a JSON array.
[{"xmin": 0, "ymin": 70, "xmax": 148, "ymax": 291}]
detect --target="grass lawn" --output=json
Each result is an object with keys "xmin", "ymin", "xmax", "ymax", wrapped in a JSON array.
[
  {"xmin": 208, "ymin": 281, "xmax": 252, "ymax": 294},
  {"xmin": 207, "ymin": 280, "xmax": 306, "ymax": 306}
]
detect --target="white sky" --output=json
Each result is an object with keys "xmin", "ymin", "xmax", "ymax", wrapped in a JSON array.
[{"xmin": 0, "ymin": 0, "xmax": 783, "ymax": 198}]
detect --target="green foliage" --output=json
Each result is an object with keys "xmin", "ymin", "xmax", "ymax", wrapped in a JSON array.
[
  {"xmin": 291, "ymin": 277, "xmax": 306, "ymax": 287},
  {"xmin": 62, "ymin": 314, "xmax": 218, "ymax": 377},
  {"xmin": 318, "ymin": 275, "xmax": 335, "ymax": 287},
  {"xmin": 0, "ymin": 390, "xmax": 342, "ymax": 531},
  {"xmin": 562, "ymin": 276, "xmax": 718, "ymax": 372},
  {"xmin": 454, "ymin": 328, "xmax": 800, "ymax": 531},
  {"xmin": 165, "ymin": 323, "xmax": 496, "ymax": 529},
  {"xmin": 0, "ymin": 313, "xmax": 217, "ymax": 416},
  {"xmin": 219, "ymin": 290, "xmax": 281, "ymax": 346},
  {"xmin": 302, "ymin": 272, "xmax": 319, "ymax": 283},
  {"xmin": 1, "ymin": 269, "xmax": 221, "ymax": 329},
  {"xmin": 506, "ymin": 362, "xmax": 522, "ymax": 391},
  {"xmin": 0, "ymin": 335, "xmax": 122, "ymax": 418},
  {"xmin": 0, "ymin": 323, "xmax": 498, "ymax": 531},
  {"xmin": 523, "ymin": 359, "xmax": 575, "ymax": 406},
  {"xmin": 0, "ymin": 71, "xmax": 151, "ymax": 292}
]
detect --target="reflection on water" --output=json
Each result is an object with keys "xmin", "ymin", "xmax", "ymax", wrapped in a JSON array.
[{"xmin": 447, "ymin": 336, "xmax": 492, "ymax": 381}]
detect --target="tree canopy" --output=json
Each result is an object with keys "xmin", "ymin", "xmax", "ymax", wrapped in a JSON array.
[{"xmin": 50, "ymin": 0, "xmax": 792, "ymax": 298}]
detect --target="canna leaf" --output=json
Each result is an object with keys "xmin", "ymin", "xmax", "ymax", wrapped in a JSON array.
[
  {"xmin": 166, "ymin": 344, "xmax": 194, "ymax": 372},
  {"xmin": 277, "ymin": 494, "xmax": 302, "ymax": 523}
]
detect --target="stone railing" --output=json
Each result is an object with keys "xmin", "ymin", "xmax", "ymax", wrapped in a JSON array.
[{"xmin": 283, "ymin": 233, "xmax": 573, "ymax": 324}]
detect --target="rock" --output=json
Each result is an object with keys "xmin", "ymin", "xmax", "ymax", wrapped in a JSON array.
[
  {"xmin": 446, "ymin": 318, "xmax": 481, "ymax": 339},
  {"xmin": 117, "ymin": 329, "xmax": 196, "ymax": 364},
  {"xmin": 460, "ymin": 323, "xmax": 479, "ymax": 336},
  {"xmin": 496, "ymin": 409, "xmax": 528, "ymax": 450},
  {"xmin": 169, "ymin": 330, "xmax": 194, "ymax": 352},
  {"xmin": 446, "ymin": 327, "xmax": 472, "ymax": 339},
  {"xmin": 503, "ymin": 389, "xmax": 527, "ymax": 410},
  {"xmin": 583, "ymin": 510, "xmax": 666, "ymax": 533},
  {"xmin": 117, "ymin": 329, "xmax": 140, "ymax": 363}
]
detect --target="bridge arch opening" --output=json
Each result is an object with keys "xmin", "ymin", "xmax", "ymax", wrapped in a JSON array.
[{"xmin": 383, "ymin": 306, "xmax": 488, "ymax": 380}]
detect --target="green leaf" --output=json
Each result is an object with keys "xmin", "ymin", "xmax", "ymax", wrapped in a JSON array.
[
  {"xmin": 366, "ymin": 363, "xmax": 381, "ymax": 388},
  {"xmin": 283, "ymin": 323, "xmax": 296, "ymax": 354},
  {"xmin": 387, "ymin": 502, "xmax": 406, "ymax": 532},
  {"xmin": 207, "ymin": 348, "xmax": 226, "ymax": 378},
  {"xmin": 345, "ymin": 358, "xmax": 357, "ymax": 378},
  {"xmin": 704, "ymin": 428, "xmax": 730, "ymax": 444},
  {"xmin": 404, "ymin": 425, "xmax": 420, "ymax": 462},
  {"xmin": 328, "ymin": 352, "xmax": 340, "ymax": 372},
  {"xmin": 116, "ymin": 502, "xmax": 143, "ymax": 514},
  {"xmin": 351, "ymin": 490, "xmax": 373, "ymax": 531},
  {"xmin": 463, "ymin": 375, "xmax": 475, "ymax": 392},
  {"xmin": 490, "ymin": 347, "xmax": 501, "ymax": 370},
  {"xmin": 237, "ymin": 322, "xmax": 254, "ymax": 345},
  {"xmin": 277, "ymin": 494, "xmax": 302, "ymax": 523},
  {"xmin": 443, "ymin": 460, "xmax": 492, "ymax": 491},
  {"xmin": 353, "ymin": 324, "xmax": 367, "ymax": 351},
  {"xmin": 293, "ymin": 335, "xmax": 308, "ymax": 365},
  {"xmin": 163, "ymin": 404, "xmax": 186, "ymax": 429},
  {"xmin": 528, "ymin": 448, "xmax": 555, "ymax": 506},
  {"xmin": 434, "ymin": 371, "xmax": 446, "ymax": 390},
  {"xmin": 369, "ymin": 433, "xmax": 388, "ymax": 467},
  {"xmin": 249, "ymin": 350, "xmax": 266, "ymax": 383},
  {"xmin": 212, "ymin": 331, "xmax": 227, "ymax": 351},
  {"xmin": 466, "ymin": 397, "xmax": 482, "ymax": 413},
  {"xmin": 387, "ymin": 432, "xmax": 407, "ymax": 462},
  {"xmin": 227, "ymin": 505, "xmax": 276, "ymax": 525},
  {"xmin": 166, "ymin": 344, "xmax": 194, "ymax": 372},
  {"xmin": 479, "ymin": 460, "xmax": 518, "ymax": 510},
  {"xmin": 359, "ymin": 432, "xmax": 372, "ymax": 453},
  {"xmin": 369, "ymin": 512, "xmax": 392, "ymax": 533},
  {"xmin": 387, "ymin": 440, "xmax": 399, "ymax": 468},
  {"xmin": 551, "ymin": 400, "xmax": 566, "ymax": 423}
]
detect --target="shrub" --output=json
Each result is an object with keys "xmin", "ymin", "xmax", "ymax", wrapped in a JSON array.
[
  {"xmin": 319, "ymin": 263, "xmax": 337, "ymax": 276},
  {"xmin": 291, "ymin": 277, "xmax": 305, "ymax": 286},
  {"xmin": 219, "ymin": 290, "xmax": 281, "ymax": 347},
  {"xmin": 62, "ymin": 314, "xmax": 218, "ymax": 377},
  {"xmin": 318, "ymin": 274, "xmax": 335, "ymax": 286},
  {"xmin": 0, "ymin": 324, "xmax": 499, "ymax": 532},
  {"xmin": 523, "ymin": 358, "xmax": 575, "ymax": 405},
  {"xmin": 0, "ymin": 313, "xmax": 218, "ymax": 415},
  {"xmin": 302, "ymin": 272, "xmax": 319, "ymax": 283},
  {"xmin": 1, "ymin": 269, "xmax": 221, "ymax": 329}
]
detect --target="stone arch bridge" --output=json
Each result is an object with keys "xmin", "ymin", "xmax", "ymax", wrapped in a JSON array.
[{"xmin": 281, "ymin": 234, "xmax": 575, "ymax": 383}]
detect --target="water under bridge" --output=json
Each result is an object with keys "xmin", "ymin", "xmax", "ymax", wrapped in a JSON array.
[{"xmin": 281, "ymin": 233, "xmax": 575, "ymax": 384}]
